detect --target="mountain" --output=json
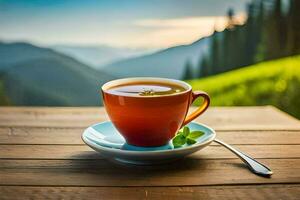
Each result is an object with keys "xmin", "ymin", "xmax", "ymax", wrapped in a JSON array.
[
  {"xmin": 52, "ymin": 45, "xmax": 155, "ymax": 68},
  {"xmin": 0, "ymin": 42, "xmax": 60, "ymax": 71},
  {"xmin": 0, "ymin": 42, "xmax": 115, "ymax": 106},
  {"xmin": 101, "ymin": 37, "xmax": 210, "ymax": 79},
  {"xmin": 188, "ymin": 55, "xmax": 300, "ymax": 119}
]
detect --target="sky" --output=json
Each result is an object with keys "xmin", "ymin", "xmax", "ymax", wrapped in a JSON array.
[{"xmin": 0, "ymin": 0, "xmax": 250, "ymax": 48}]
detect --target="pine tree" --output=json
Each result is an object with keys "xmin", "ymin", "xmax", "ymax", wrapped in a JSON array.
[
  {"xmin": 289, "ymin": 0, "xmax": 300, "ymax": 54},
  {"xmin": 254, "ymin": 0, "xmax": 266, "ymax": 62},
  {"xmin": 210, "ymin": 31, "xmax": 222, "ymax": 74},
  {"xmin": 198, "ymin": 55, "xmax": 210, "ymax": 78},
  {"xmin": 285, "ymin": 0, "xmax": 295, "ymax": 56},
  {"xmin": 227, "ymin": 8, "xmax": 235, "ymax": 29},
  {"xmin": 242, "ymin": 1, "xmax": 261, "ymax": 64},
  {"xmin": 182, "ymin": 60, "xmax": 194, "ymax": 80},
  {"xmin": 265, "ymin": 0, "xmax": 283, "ymax": 60}
]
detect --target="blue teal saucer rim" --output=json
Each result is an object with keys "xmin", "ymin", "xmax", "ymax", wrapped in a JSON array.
[{"xmin": 82, "ymin": 121, "xmax": 216, "ymax": 155}]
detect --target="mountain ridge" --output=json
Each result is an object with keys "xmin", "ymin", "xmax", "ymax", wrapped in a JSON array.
[
  {"xmin": 0, "ymin": 42, "xmax": 116, "ymax": 106},
  {"xmin": 101, "ymin": 36, "xmax": 211, "ymax": 79}
]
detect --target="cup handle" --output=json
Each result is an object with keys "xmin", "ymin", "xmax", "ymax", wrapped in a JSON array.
[{"xmin": 181, "ymin": 91, "xmax": 210, "ymax": 127}]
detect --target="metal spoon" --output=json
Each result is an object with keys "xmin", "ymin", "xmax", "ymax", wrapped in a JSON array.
[{"xmin": 214, "ymin": 138, "xmax": 273, "ymax": 177}]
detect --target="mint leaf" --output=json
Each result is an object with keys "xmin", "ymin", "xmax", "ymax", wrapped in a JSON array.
[
  {"xmin": 182, "ymin": 126, "xmax": 190, "ymax": 137},
  {"xmin": 172, "ymin": 134, "xmax": 186, "ymax": 148},
  {"xmin": 188, "ymin": 131, "xmax": 205, "ymax": 139},
  {"xmin": 186, "ymin": 138, "xmax": 197, "ymax": 145},
  {"xmin": 172, "ymin": 127, "xmax": 205, "ymax": 148}
]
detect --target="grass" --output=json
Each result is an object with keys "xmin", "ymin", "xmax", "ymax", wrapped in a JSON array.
[{"xmin": 187, "ymin": 55, "xmax": 300, "ymax": 119}]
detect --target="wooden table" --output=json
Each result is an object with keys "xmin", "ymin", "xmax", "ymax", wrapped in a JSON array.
[{"xmin": 0, "ymin": 106, "xmax": 300, "ymax": 199}]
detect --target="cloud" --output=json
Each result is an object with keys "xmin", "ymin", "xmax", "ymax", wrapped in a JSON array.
[
  {"xmin": 135, "ymin": 17, "xmax": 224, "ymax": 29},
  {"xmin": 134, "ymin": 14, "xmax": 246, "ymax": 29},
  {"xmin": 128, "ymin": 14, "xmax": 246, "ymax": 48}
]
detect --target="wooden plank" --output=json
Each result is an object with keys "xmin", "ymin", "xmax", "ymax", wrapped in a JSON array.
[
  {"xmin": 0, "ymin": 107, "xmax": 107, "ymax": 128},
  {"xmin": 0, "ymin": 159, "xmax": 299, "ymax": 186},
  {"xmin": 1, "ymin": 127, "xmax": 300, "ymax": 145},
  {"xmin": 0, "ymin": 106, "xmax": 299, "ymax": 130},
  {"xmin": 215, "ymin": 130, "xmax": 300, "ymax": 145},
  {"xmin": 0, "ymin": 185, "xmax": 300, "ymax": 200},
  {"xmin": 0, "ymin": 127, "xmax": 84, "ymax": 145},
  {"xmin": 0, "ymin": 144, "xmax": 299, "ymax": 160}
]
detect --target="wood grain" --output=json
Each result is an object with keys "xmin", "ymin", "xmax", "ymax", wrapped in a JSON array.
[
  {"xmin": 0, "ymin": 159, "xmax": 299, "ymax": 186},
  {"xmin": 1, "ymin": 106, "xmax": 299, "ymax": 130},
  {"xmin": 1, "ymin": 127, "xmax": 300, "ymax": 145},
  {"xmin": 0, "ymin": 106, "xmax": 299, "ymax": 199},
  {"xmin": 0, "ymin": 127, "xmax": 84, "ymax": 145},
  {"xmin": 0, "ymin": 144, "xmax": 299, "ymax": 160},
  {"xmin": 1, "ymin": 185, "xmax": 299, "ymax": 200}
]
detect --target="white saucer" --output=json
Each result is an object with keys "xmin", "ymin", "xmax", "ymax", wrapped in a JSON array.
[{"xmin": 82, "ymin": 121, "xmax": 216, "ymax": 165}]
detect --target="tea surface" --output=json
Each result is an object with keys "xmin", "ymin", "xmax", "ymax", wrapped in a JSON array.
[{"xmin": 106, "ymin": 82, "xmax": 186, "ymax": 97}]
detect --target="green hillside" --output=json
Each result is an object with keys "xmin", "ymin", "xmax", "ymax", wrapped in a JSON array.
[{"xmin": 188, "ymin": 55, "xmax": 300, "ymax": 119}]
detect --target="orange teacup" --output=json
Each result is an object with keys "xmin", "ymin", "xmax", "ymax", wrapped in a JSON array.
[{"xmin": 101, "ymin": 77, "xmax": 210, "ymax": 147}]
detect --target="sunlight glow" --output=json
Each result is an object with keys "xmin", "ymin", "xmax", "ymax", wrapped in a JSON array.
[{"xmin": 129, "ymin": 14, "xmax": 246, "ymax": 48}]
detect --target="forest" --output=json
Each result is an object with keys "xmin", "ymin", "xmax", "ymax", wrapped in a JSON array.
[{"xmin": 183, "ymin": 0, "xmax": 300, "ymax": 79}]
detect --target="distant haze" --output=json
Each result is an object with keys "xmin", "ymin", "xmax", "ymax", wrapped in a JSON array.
[{"xmin": 53, "ymin": 45, "xmax": 157, "ymax": 67}]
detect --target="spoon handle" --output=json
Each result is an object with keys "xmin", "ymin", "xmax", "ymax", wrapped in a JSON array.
[{"xmin": 214, "ymin": 139, "xmax": 273, "ymax": 177}]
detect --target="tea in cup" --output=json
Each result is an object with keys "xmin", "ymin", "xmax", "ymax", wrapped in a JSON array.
[{"xmin": 101, "ymin": 77, "xmax": 210, "ymax": 147}]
